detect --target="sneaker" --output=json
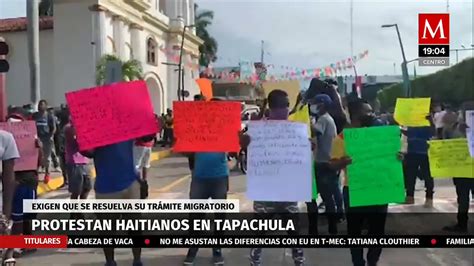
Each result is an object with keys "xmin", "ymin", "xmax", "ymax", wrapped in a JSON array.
[
  {"xmin": 183, "ymin": 256, "xmax": 195, "ymax": 265},
  {"xmin": 294, "ymin": 259, "xmax": 305, "ymax": 266},
  {"xmin": 424, "ymin": 198, "xmax": 433, "ymax": 208},
  {"xmin": 250, "ymin": 260, "xmax": 261, "ymax": 266},
  {"xmin": 404, "ymin": 196, "xmax": 414, "ymax": 204},
  {"xmin": 213, "ymin": 255, "xmax": 224, "ymax": 265},
  {"xmin": 443, "ymin": 224, "xmax": 467, "ymax": 233}
]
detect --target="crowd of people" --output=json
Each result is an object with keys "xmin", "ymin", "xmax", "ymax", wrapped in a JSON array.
[{"xmin": 0, "ymin": 77, "xmax": 472, "ymax": 266}]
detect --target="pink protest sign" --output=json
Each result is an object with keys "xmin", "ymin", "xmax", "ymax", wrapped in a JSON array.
[
  {"xmin": 66, "ymin": 80, "xmax": 159, "ymax": 151},
  {"xmin": 0, "ymin": 121, "xmax": 38, "ymax": 171}
]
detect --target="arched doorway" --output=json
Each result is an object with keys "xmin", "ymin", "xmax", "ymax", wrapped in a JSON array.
[{"xmin": 145, "ymin": 73, "xmax": 165, "ymax": 115}]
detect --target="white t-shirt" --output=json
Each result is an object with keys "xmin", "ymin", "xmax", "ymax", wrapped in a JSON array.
[
  {"xmin": 433, "ymin": 111, "xmax": 446, "ymax": 129},
  {"xmin": 0, "ymin": 129, "xmax": 20, "ymax": 165}
]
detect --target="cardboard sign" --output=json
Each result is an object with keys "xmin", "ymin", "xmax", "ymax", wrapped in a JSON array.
[
  {"xmin": 262, "ymin": 80, "xmax": 300, "ymax": 110},
  {"xmin": 428, "ymin": 138, "xmax": 474, "ymax": 178},
  {"xmin": 0, "ymin": 121, "xmax": 38, "ymax": 171},
  {"xmin": 66, "ymin": 80, "xmax": 159, "ymax": 151},
  {"xmin": 246, "ymin": 121, "xmax": 312, "ymax": 202},
  {"xmin": 344, "ymin": 126, "xmax": 405, "ymax": 207},
  {"xmin": 173, "ymin": 101, "xmax": 241, "ymax": 152},
  {"xmin": 394, "ymin": 98, "xmax": 431, "ymax": 127},
  {"xmin": 195, "ymin": 78, "xmax": 213, "ymax": 101}
]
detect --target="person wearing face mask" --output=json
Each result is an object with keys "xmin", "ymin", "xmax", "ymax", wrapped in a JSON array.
[
  {"xmin": 240, "ymin": 90, "xmax": 306, "ymax": 266},
  {"xmin": 307, "ymin": 94, "xmax": 339, "ymax": 235},
  {"xmin": 329, "ymin": 98, "xmax": 402, "ymax": 266}
]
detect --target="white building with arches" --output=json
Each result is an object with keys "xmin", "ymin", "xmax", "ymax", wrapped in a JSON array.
[{"xmin": 0, "ymin": 0, "xmax": 203, "ymax": 114}]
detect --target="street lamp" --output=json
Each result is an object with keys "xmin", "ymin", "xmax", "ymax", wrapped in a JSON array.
[
  {"xmin": 382, "ymin": 23, "xmax": 411, "ymax": 97},
  {"xmin": 178, "ymin": 24, "xmax": 196, "ymax": 101}
]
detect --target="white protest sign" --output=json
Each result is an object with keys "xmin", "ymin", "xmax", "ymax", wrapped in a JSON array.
[
  {"xmin": 466, "ymin": 111, "xmax": 474, "ymax": 157},
  {"xmin": 246, "ymin": 121, "xmax": 312, "ymax": 202}
]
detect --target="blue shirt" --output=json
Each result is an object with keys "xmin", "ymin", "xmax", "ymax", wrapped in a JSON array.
[
  {"xmin": 193, "ymin": 152, "xmax": 228, "ymax": 179},
  {"xmin": 94, "ymin": 141, "xmax": 139, "ymax": 193},
  {"xmin": 407, "ymin": 127, "xmax": 432, "ymax": 154}
]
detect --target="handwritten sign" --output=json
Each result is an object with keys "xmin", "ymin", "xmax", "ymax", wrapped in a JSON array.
[
  {"xmin": 466, "ymin": 110, "xmax": 474, "ymax": 129},
  {"xmin": 289, "ymin": 105, "xmax": 311, "ymax": 136},
  {"xmin": 344, "ymin": 126, "xmax": 405, "ymax": 207},
  {"xmin": 0, "ymin": 121, "xmax": 38, "ymax": 171},
  {"xmin": 428, "ymin": 138, "xmax": 474, "ymax": 178},
  {"xmin": 394, "ymin": 98, "xmax": 431, "ymax": 127},
  {"xmin": 173, "ymin": 101, "xmax": 241, "ymax": 152},
  {"xmin": 66, "ymin": 80, "xmax": 158, "ymax": 151},
  {"xmin": 262, "ymin": 80, "xmax": 300, "ymax": 110},
  {"xmin": 246, "ymin": 121, "xmax": 312, "ymax": 202}
]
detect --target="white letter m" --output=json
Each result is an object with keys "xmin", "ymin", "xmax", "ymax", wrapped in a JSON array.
[{"xmin": 422, "ymin": 19, "xmax": 446, "ymax": 39}]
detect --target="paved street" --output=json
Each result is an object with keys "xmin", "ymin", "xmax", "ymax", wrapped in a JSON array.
[{"xmin": 13, "ymin": 155, "xmax": 474, "ymax": 265}]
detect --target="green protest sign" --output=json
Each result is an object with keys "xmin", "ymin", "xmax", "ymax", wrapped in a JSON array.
[{"xmin": 344, "ymin": 126, "xmax": 405, "ymax": 207}]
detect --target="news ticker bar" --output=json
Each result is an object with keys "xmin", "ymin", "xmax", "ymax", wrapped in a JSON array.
[{"xmin": 1, "ymin": 236, "xmax": 474, "ymax": 249}]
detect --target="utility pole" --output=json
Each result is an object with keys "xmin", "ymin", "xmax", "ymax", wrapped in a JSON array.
[
  {"xmin": 260, "ymin": 40, "xmax": 264, "ymax": 63},
  {"xmin": 27, "ymin": 0, "xmax": 41, "ymax": 107}
]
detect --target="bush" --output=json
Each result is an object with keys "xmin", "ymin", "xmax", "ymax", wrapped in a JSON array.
[{"xmin": 378, "ymin": 57, "xmax": 474, "ymax": 110}]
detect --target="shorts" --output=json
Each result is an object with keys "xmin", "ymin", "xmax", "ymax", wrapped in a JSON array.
[
  {"xmin": 95, "ymin": 180, "xmax": 142, "ymax": 234},
  {"xmin": 12, "ymin": 185, "xmax": 37, "ymax": 222},
  {"xmin": 133, "ymin": 146, "xmax": 152, "ymax": 170},
  {"xmin": 67, "ymin": 164, "xmax": 92, "ymax": 195}
]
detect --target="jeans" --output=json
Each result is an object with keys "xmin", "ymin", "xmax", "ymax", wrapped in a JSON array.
[
  {"xmin": 162, "ymin": 128, "xmax": 174, "ymax": 146},
  {"xmin": 316, "ymin": 163, "xmax": 339, "ymax": 233},
  {"xmin": 250, "ymin": 202, "xmax": 304, "ymax": 264},
  {"xmin": 343, "ymin": 187, "xmax": 388, "ymax": 266},
  {"xmin": 404, "ymin": 153, "xmax": 434, "ymax": 198},
  {"xmin": 187, "ymin": 177, "xmax": 228, "ymax": 258},
  {"xmin": 453, "ymin": 178, "xmax": 474, "ymax": 228}
]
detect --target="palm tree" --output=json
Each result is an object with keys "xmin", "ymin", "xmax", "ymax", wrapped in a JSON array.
[
  {"xmin": 95, "ymin": 54, "xmax": 144, "ymax": 85},
  {"xmin": 39, "ymin": 0, "xmax": 53, "ymax": 16},
  {"xmin": 195, "ymin": 4, "xmax": 218, "ymax": 67}
]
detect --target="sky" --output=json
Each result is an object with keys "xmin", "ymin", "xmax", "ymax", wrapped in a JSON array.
[{"xmin": 1, "ymin": 0, "xmax": 473, "ymax": 76}]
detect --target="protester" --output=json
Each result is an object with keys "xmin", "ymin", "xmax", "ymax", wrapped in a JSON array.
[
  {"xmin": 402, "ymin": 119, "xmax": 435, "ymax": 207},
  {"xmin": 307, "ymin": 94, "xmax": 338, "ymax": 235},
  {"xmin": 32, "ymin": 100, "xmax": 56, "ymax": 183},
  {"xmin": 47, "ymin": 107, "xmax": 60, "ymax": 171},
  {"xmin": 433, "ymin": 105, "xmax": 446, "ymax": 139},
  {"xmin": 134, "ymin": 131, "xmax": 155, "ymax": 190},
  {"xmin": 162, "ymin": 109, "xmax": 174, "ymax": 147},
  {"xmin": 442, "ymin": 107, "xmax": 472, "ymax": 232},
  {"xmin": 3, "ymin": 111, "xmax": 42, "ymax": 262},
  {"xmin": 64, "ymin": 119, "xmax": 91, "ymax": 202},
  {"xmin": 240, "ymin": 90, "xmax": 305, "ymax": 266},
  {"xmin": 0, "ymin": 124, "xmax": 20, "ymax": 265},
  {"xmin": 81, "ymin": 140, "xmax": 143, "ymax": 266},
  {"xmin": 329, "ymin": 98, "xmax": 401, "ymax": 266},
  {"xmin": 183, "ymin": 98, "xmax": 227, "ymax": 266}
]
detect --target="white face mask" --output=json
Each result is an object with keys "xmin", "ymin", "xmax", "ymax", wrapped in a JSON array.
[
  {"xmin": 7, "ymin": 118, "xmax": 22, "ymax": 123},
  {"xmin": 310, "ymin": 105, "xmax": 319, "ymax": 114}
]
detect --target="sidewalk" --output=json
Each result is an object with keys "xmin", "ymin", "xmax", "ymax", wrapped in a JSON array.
[{"xmin": 36, "ymin": 147, "xmax": 172, "ymax": 196}]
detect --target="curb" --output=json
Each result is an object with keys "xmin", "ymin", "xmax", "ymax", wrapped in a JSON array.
[{"xmin": 36, "ymin": 149, "xmax": 172, "ymax": 196}]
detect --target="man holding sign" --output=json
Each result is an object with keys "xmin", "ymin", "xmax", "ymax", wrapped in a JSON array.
[
  {"xmin": 329, "ymin": 98, "xmax": 404, "ymax": 266},
  {"xmin": 241, "ymin": 90, "xmax": 306, "ymax": 266}
]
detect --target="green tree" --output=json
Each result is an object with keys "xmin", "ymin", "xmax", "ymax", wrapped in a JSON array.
[
  {"xmin": 95, "ymin": 54, "xmax": 144, "ymax": 85},
  {"xmin": 195, "ymin": 4, "xmax": 218, "ymax": 67},
  {"xmin": 39, "ymin": 0, "xmax": 53, "ymax": 16}
]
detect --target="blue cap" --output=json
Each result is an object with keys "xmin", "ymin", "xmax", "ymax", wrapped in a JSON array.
[{"xmin": 314, "ymin": 94, "xmax": 333, "ymax": 105}]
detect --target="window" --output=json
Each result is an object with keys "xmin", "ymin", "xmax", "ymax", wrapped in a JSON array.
[{"xmin": 147, "ymin": 37, "xmax": 157, "ymax": 65}]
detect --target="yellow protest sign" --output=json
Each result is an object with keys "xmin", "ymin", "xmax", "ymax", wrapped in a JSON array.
[
  {"xmin": 394, "ymin": 98, "xmax": 431, "ymax": 127},
  {"xmin": 262, "ymin": 80, "xmax": 300, "ymax": 110},
  {"xmin": 289, "ymin": 105, "xmax": 311, "ymax": 136},
  {"xmin": 428, "ymin": 138, "xmax": 474, "ymax": 178}
]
